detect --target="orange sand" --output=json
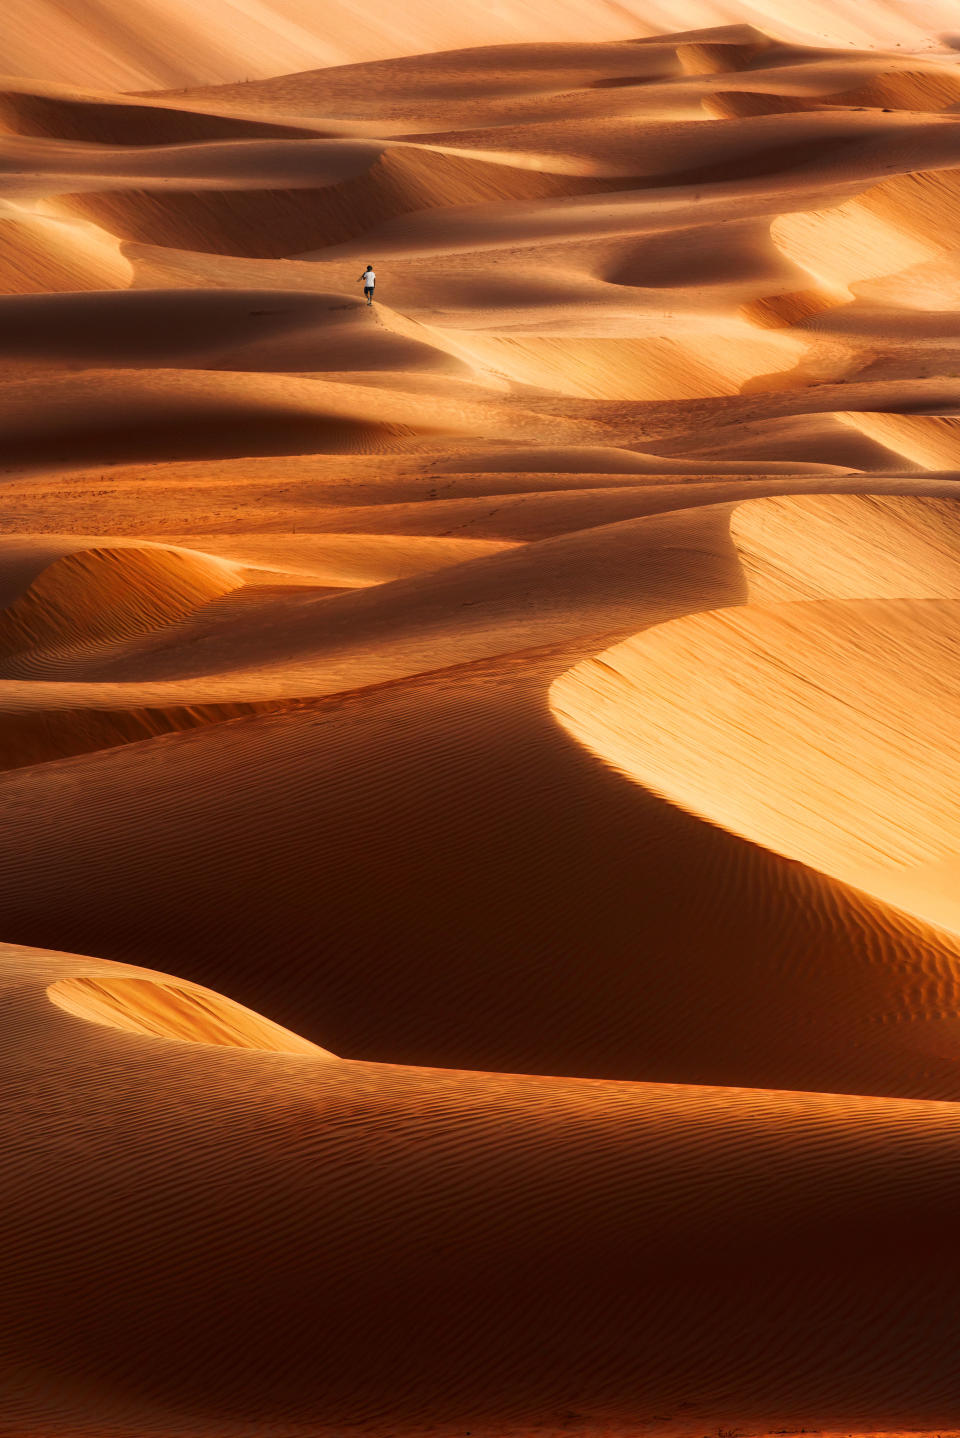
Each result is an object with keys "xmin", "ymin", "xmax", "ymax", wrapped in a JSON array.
[{"xmin": 4, "ymin": 7, "xmax": 960, "ymax": 1438}]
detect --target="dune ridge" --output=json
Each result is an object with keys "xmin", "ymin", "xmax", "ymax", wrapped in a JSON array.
[
  {"xmin": 0, "ymin": 543, "xmax": 245, "ymax": 673},
  {"xmin": 49, "ymin": 970, "xmax": 333, "ymax": 1055}
]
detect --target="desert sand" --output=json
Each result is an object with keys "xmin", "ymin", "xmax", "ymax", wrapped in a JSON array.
[{"xmin": 4, "ymin": 2, "xmax": 960, "ymax": 1436}]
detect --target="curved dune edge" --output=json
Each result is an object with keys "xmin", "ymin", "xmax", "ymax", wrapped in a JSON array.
[
  {"xmin": 444, "ymin": 327, "xmax": 808, "ymax": 401},
  {"xmin": 770, "ymin": 170, "xmax": 960, "ymax": 295},
  {"xmin": 0, "ymin": 697, "xmax": 310, "ymax": 771},
  {"xmin": 0, "ymin": 200, "xmax": 133, "ymax": 294},
  {"xmin": 739, "ymin": 283, "xmax": 853, "ymax": 329},
  {"xmin": 550, "ymin": 592, "xmax": 960, "ymax": 938},
  {"xmin": 837, "ymin": 411, "xmax": 960, "ymax": 469},
  {"xmin": 61, "ymin": 147, "xmax": 616, "ymax": 263},
  {"xmin": 676, "ymin": 36, "xmax": 773, "ymax": 75},
  {"xmin": 711, "ymin": 66, "xmax": 960, "ymax": 117},
  {"xmin": 0, "ymin": 86, "xmax": 317, "ymax": 145},
  {"xmin": 730, "ymin": 492, "xmax": 960, "ymax": 601},
  {"xmin": 48, "ymin": 972, "xmax": 334, "ymax": 1056},
  {"xmin": 832, "ymin": 67, "xmax": 960, "ymax": 111},
  {"xmin": 0, "ymin": 370, "xmax": 454, "ymax": 467},
  {"xmin": 701, "ymin": 91, "xmax": 830, "ymax": 118},
  {"xmin": 0, "ymin": 544, "xmax": 246, "ymax": 673}
]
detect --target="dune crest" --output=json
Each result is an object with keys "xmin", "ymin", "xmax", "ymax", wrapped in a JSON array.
[
  {"xmin": 551, "ymin": 576, "xmax": 960, "ymax": 936},
  {"xmin": 0, "ymin": 543, "xmax": 245, "ymax": 675},
  {"xmin": 0, "ymin": 200, "xmax": 132, "ymax": 293},
  {"xmin": 49, "ymin": 971, "xmax": 332, "ymax": 1055}
]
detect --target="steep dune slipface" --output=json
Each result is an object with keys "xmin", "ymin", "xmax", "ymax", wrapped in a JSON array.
[
  {"xmin": 552, "ymin": 496, "xmax": 960, "ymax": 936},
  {"xmin": 837, "ymin": 411, "xmax": 960, "ymax": 469},
  {"xmin": 771, "ymin": 169, "xmax": 960, "ymax": 297},
  {"xmin": 0, "ymin": 201, "xmax": 132, "ymax": 293},
  {"xmin": 731, "ymin": 492, "xmax": 960, "ymax": 599}
]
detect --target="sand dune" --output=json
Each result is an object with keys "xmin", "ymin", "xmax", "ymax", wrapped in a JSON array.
[
  {"xmin": 551, "ymin": 493, "xmax": 960, "ymax": 936},
  {"xmin": 49, "ymin": 967, "xmax": 332, "ymax": 1054},
  {"xmin": 11, "ymin": 491, "xmax": 960, "ymax": 1107},
  {"xmin": 7, "ymin": 10, "xmax": 960, "ymax": 1438},
  {"xmin": 0, "ymin": 288, "xmax": 481, "ymax": 378},
  {"xmin": 553, "ymin": 593, "xmax": 960, "ymax": 934},
  {"xmin": 0, "ymin": 199, "xmax": 132, "ymax": 293},
  {"xmin": 0, "ymin": 83, "xmax": 320, "ymax": 144},
  {"xmin": 10, "ymin": 933, "xmax": 960, "ymax": 1438},
  {"xmin": 0, "ymin": 541, "xmax": 245, "ymax": 672},
  {"xmin": 62, "ymin": 145, "xmax": 615, "ymax": 261}
]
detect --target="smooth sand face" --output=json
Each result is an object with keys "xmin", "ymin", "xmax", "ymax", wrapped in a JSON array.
[{"xmin": 6, "ymin": 6, "xmax": 960, "ymax": 1438}]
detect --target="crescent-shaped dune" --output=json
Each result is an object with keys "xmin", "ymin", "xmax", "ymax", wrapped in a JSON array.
[
  {"xmin": 551, "ymin": 493, "xmax": 960, "ymax": 935},
  {"xmin": 49, "ymin": 970, "xmax": 333, "ymax": 1054}
]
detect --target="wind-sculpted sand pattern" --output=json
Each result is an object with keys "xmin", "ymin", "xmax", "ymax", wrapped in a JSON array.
[{"xmin": 5, "ymin": 7, "xmax": 960, "ymax": 1438}]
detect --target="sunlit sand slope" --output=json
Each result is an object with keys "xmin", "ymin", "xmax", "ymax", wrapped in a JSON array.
[
  {"xmin": 49, "ymin": 970, "xmax": 331, "ymax": 1054},
  {"xmin": 552, "ymin": 495, "xmax": 960, "ymax": 935},
  {"xmin": 3, "ymin": 2, "xmax": 954, "ymax": 89}
]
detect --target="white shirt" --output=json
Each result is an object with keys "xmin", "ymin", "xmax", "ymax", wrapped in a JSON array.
[{"xmin": 363, "ymin": 270, "xmax": 375, "ymax": 285}]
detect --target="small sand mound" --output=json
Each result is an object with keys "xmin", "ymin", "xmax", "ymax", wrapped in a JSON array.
[
  {"xmin": 0, "ymin": 544, "xmax": 244, "ymax": 673},
  {"xmin": 702, "ymin": 91, "xmax": 827, "ymax": 118},
  {"xmin": 49, "ymin": 972, "xmax": 332, "ymax": 1055},
  {"xmin": 833, "ymin": 68, "xmax": 960, "ymax": 112},
  {"xmin": 677, "ymin": 39, "xmax": 773, "ymax": 75}
]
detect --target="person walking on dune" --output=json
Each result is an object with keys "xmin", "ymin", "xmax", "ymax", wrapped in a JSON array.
[{"xmin": 359, "ymin": 264, "xmax": 376, "ymax": 305}]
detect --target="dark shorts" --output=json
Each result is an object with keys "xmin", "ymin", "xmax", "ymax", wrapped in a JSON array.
[{"xmin": 364, "ymin": 286, "xmax": 374, "ymax": 297}]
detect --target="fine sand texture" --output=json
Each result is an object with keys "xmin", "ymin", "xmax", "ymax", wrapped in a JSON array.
[{"xmin": 6, "ymin": 7, "xmax": 960, "ymax": 1438}]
